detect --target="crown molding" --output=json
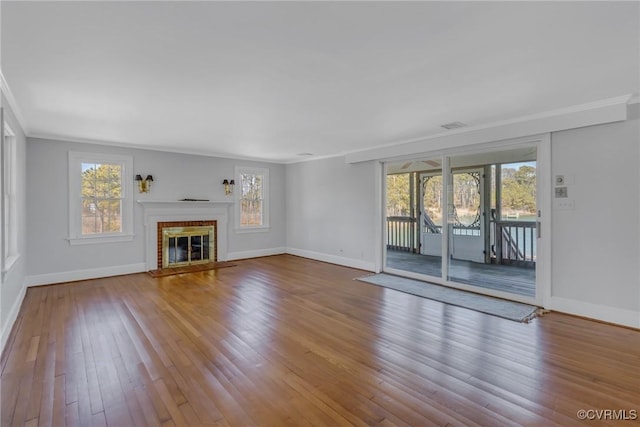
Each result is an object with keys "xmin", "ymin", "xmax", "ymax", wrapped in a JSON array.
[
  {"xmin": 345, "ymin": 94, "xmax": 634, "ymax": 164},
  {"xmin": 283, "ymin": 151, "xmax": 346, "ymax": 165},
  {"xmin": 0, "ymin": 69, "xmax": 28, "ymax": 132},
  {"xmin": 27, "ymin": 132, "xmax": 287, "ymax": 165}
]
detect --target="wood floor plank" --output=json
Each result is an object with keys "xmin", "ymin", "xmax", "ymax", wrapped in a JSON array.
[{"xmin": 2, "ymin": 255, "xmax": 639, "ymax": 426}]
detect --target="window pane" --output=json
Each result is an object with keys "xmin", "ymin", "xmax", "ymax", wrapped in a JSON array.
[
  {"xmin": 81, "ymin": 164, "xmax": 97, "ymax": 198},
  {"xmin": 105, "ymin": 200, "xmax": 122, "ymax": 232},
  {"xmin": 241, "ymin": 199, "xmax": 263, "ymax": 226},
  {"xmin": 84, "ymin": 163, "xmax": 122, "ymax": 198},
  {"xmin": 107, "ymin": 165, "xmax": 122, "ymax": 197},
  {"xmin": 82, "ymin": 213, "xmax": 98, "ymax": 234},
  {"xmin": 80, "ymin": 162, "xmax": 123, "ymax": 235},
  {"xmin": 240, "ymin": 172, "xmax": 265, "ymax": 226},
  {"xmin": 81, "ymin": 198, "xmax": 122, "ymax": 234},
  {"xmin": 237, "ymin": 168, "xmax": 268, "ymax": 229},
  {"xmin": 386, "ymin": 174, "xmax": 410, "ymax": 216},
  {"xmin": 241, "ymin": 173, "xmax": 262, "ymax": 198},
  {"xmin": 82, "ymin": 198, "xmax": 98, "ymax": 234},
  {"xmin": 72, "ymin": 153, "xmax": 132, "ymax": 241}
]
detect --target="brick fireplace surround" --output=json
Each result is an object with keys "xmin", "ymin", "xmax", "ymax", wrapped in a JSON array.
[{"xmin": 138, "ymin": 200, "xmax": 232, "ymax": 271}]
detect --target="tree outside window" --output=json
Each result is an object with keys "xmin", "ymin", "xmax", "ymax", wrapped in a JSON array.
[
  {"xmin": 81, "ymin": 163, "xmax": 123, "ymax": 234},
  {"xmin": 236, "ymin": 167, "xmax": 269, "ymax": 230},
  {"xmin": 68, "ymin": 152, "xmax": 133, "ymax": 245}
]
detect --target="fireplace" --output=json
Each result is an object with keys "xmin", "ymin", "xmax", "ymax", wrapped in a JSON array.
[
  {"xmin": 157, "ymin": 221, "xmax": 217, "ymax": 269},
  {"xmin": 138, "ymin": 200, "xmax": 232, "ymax": 271}
]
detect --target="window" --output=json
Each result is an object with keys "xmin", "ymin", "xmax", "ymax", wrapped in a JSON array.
[
  {"xmin": 2, "ymin": 121, "xmax": 19, "ymax": 271},
  {"xmin": 68, "ymin": 152, "xmax": 134, "ymax": 244},
  {"xmin": 236, "ymin": 166, "xmax": 269, "ymax": 231}
]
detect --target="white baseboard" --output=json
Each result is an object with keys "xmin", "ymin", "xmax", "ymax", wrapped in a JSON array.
[
  {"xmin": 0, "ymin": 281, "xmax": 27, "ymax": 355},
  {"xmin": 286, "ymin": 247, "xmax": 376, "ymax": 272},
  {"xmin": 226, "ymin": 247, "xmax": 286, "ymax": 261},
  {"xmin": 24, "ymin": 263, "xmax": 147, "ymax": 287},
  {"xmin": 548, "ymin": 296, "xmax": 640, "ymax": 329}
]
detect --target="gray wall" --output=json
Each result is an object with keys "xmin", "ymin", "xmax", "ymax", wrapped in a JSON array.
[
  {"xmin": 550, "ymin": 105, "xmax": 639, "ymax": 317},
  {"xmin": 286, "ymin": 156, "xmax": 378, "ymax": 270},
  {"xmin": 1, "ymin": 93, "xmax": 28, "ymax": 348},
  {"xmin": 285, "ymin": 107, "xmax": 640, "ymax": 327},
  {"xmin": 26, "ymin": 138, "xmax": 286, "ymax": 278}
]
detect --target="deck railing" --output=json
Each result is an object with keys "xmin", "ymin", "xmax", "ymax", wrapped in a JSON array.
[
  {"xmin": 387, "ymin": 216, "xmax": 481, "ymax": 252},
  {"xmin": 493, "ymin": 220, "xmax": 536, "ymax": 266},
  {"xmin": 386, "ymin": 216, "xmax": 416, "ymax": 251},
  {"xmin": 387, "ymin": 215, "xmax": 536, "ymax": 266}
]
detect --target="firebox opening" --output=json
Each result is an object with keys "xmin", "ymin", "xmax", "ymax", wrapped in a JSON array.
[{"xmin": 157, "ymin": 221, "xmax": 217, "ymax": 269}]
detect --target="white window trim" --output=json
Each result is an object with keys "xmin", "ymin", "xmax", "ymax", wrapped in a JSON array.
[
  {"xmin": 67, "ymin": 151, "xmax": 134, "ymax": 245},
  {"xmin": 235, "ymin": 166, "xmax": 270, "ymax": 233},
  {"xmin": 2, "ymin": 120, "xmax": 20, "ymax": 273}
]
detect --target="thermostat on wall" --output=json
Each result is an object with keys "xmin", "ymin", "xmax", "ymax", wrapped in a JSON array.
[{"xmin": 555, "ymin": 187, "xmax": 568, "ymax": 198}]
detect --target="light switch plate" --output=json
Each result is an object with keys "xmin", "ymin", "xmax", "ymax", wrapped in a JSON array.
[{"xmin": 555, "ymin": 199, "xmax": 575, "ymax": 210}]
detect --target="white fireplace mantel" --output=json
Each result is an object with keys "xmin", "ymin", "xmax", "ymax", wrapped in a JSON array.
[{"xmin": 137, "ymin": 200, "xmax": 233, "ymax": 270}]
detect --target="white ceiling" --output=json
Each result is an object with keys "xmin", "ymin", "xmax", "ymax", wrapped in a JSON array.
[{"xmin": 2, "ymin": 1, "xmax": 638, "ymax": 163}]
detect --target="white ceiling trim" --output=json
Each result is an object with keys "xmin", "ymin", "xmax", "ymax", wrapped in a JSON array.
[
  {"xmin": 382, "ymin": 134, "xmax": 544, "ymax": 169},
  {"xmin": 3, "ymin": 61, "xmax": 635, "ymax": 166},
  {"xmin": 23, "ymin": 93, "xmax": 635, "ymax": 166},
  {"xmin": 0, "ymin": 69, "xmax": 28, "ymax": 133},
  {"xmin": 345, "ymin": 94, "xmax": 633, "ymax": 164},
  {"xmin": 3, "ymin": 66, "xmax": 283, "ymax": 164},
  {"xmin": 27, "ymin": 132, "xmax": 285, "ymax": 164}
]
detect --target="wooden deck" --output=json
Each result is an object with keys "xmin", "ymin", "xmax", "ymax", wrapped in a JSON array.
[
  {"xmin": 386, "ymin": 249, "xmax": 536, "ymax": 297},
  {"xmin": 2, "ymin": 254, "xmax": 639, "ymax": 426}
]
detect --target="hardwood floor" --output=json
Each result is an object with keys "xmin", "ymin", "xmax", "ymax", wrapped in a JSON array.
[{"xmin": 2, "ymin": 255, "xmax": 639, "ymax": 426}]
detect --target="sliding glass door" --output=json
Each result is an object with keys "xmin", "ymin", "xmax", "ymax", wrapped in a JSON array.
[{"xmin": 384, "ymin": 145, "xmax": 539, "ymax": 303}]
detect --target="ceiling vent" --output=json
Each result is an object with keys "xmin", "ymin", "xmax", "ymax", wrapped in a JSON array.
[{"xmin": 441, "ymin": 121, "xmax": 467, "ymax": 130}]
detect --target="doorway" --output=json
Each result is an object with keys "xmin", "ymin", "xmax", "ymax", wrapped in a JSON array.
[{"xmin": 383, "ymin": 142, "xmax": 545, "ymax": 305}]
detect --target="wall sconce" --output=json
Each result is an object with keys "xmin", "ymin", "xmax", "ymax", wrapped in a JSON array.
[
  {"xmin": 135, "ymin": 174, "xmax": 154, "ymax": 193},
  {"xmin": 222, "ymin": 179, "xmax": 235, "ymax": 195}
]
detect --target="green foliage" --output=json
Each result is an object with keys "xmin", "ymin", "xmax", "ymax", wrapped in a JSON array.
[
  {"xmin": 386, "ymin": 174, "xmax": 410, "ymax": 216},
  {"xmin": 240, "ymin": 173, "xmax": 264, "ymax": 226},
  {"xmin": 386, "ymin": 164, "xmax": 537, "ymax": 221},
  {"xmin": 81, "ymin": 163, "xmax": 122, "ymax": 234},
  {"xmin": 452, "ymin": 173, "xmax": 480, "ymax": 223},
  {"xmin": 422, "ymin": 175, "xmax": 443, "ymax": 223},
  {"xmin": 501, "ymin": 166, "xmax": 536, "ymax": 213}
]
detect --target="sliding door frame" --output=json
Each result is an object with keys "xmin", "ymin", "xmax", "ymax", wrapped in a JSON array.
[{"xmin": 380, "ymin": 134, "xmax": 551, "ymax": 307}]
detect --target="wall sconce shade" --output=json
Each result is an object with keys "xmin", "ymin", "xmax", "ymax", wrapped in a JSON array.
[
  {"xmin": 223, "ymin": 179, "xmax": 235, "ymax": 195},
  {"xmin": 135, "ymin": 174, "xmax": 153, "ymax": 193}
]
